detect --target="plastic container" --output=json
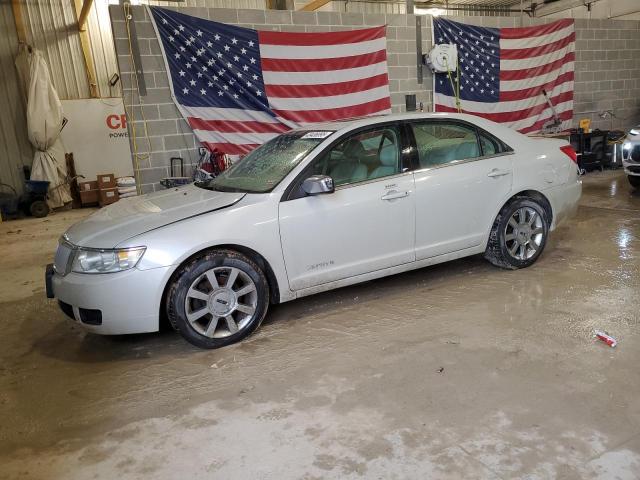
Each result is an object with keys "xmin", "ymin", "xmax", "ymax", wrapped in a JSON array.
[{"xmin": 24, "ymin": 180, "xmax": 50, "ymax": 195}]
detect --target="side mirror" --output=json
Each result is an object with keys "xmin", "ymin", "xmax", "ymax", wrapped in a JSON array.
[{"xmin": 302, "ymin": 175, "xmax": 334, "ymax": 196}]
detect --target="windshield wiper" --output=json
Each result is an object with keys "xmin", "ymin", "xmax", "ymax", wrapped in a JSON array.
[{"xmin": 206, "ymin": 183, "xmax": 250, "ymax": 193}]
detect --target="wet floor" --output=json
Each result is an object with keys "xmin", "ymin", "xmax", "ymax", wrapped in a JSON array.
[{"xmin": 1, "ymin": 170, "xmax": 639, "ymax": 479}]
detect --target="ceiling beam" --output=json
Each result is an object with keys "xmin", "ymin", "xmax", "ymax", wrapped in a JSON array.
[
  {"xmin": 77, "ymin": 0, "xmax": 94, "ymax": 31},
  {"xmin": 73, "ymin": 0, "xmax": 98, "ymax": 97},
  {"xmin": 298, "ymin": 0, "xmax": 333, "ymax": 11}
]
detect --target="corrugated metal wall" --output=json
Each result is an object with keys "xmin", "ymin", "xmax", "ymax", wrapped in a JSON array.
[
  {"xmin": 89, "ymin": 1, "xmax": 122, "ymax": 98},
  {"xmin": 0, "ymin": 3, "xmax": 33, "ymax": 194},
  {"xmin": 21, "ymin": 0, "xmax": 90, "ymax": 99}
]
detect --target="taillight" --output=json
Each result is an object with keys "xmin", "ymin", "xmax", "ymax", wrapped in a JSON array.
[{"xmin": 560, "ymin": 145, "xmax": 578, "ymax": 164}]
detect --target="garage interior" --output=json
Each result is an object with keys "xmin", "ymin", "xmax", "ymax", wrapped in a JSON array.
[{"xmin": 1, "ymin": 0, "xmax": 640, "ymax": 479}]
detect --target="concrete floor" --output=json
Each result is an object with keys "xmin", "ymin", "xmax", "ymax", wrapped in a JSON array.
[{"xmin": 1, "ymin": 170, "xmax": 639, "ymax": 479}]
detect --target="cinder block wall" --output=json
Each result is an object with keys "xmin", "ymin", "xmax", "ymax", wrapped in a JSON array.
[{"xmin": 109, "ymin": 5, "xmax": 640, "ymax": 192}]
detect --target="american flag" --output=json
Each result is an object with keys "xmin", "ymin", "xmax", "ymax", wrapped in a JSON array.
[
  {"xmin": 149, "ymin": 7, "xmax": 391, "ymax": 155},
  {"xmin": 433, "ymin": 17, "xmax": 575, "ymax": 134}
]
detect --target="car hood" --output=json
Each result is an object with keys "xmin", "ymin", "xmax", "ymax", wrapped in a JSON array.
[{"xmin": 65, "ymin": 184, "xmax": 245, "ymax": 248}]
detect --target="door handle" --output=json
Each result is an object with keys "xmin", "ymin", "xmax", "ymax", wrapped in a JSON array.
[
  {"xmin": 487, "ymin": 169, "xmax": 512, "ymax": 178},
  {"xmin": 381, "ymin": 190, "xmax": 409, "ymax": 201}
]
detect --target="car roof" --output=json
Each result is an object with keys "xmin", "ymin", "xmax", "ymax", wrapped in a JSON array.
[
  {"xmin": 291, "ymin": 112, "xmax": 527, "ymax": 147},
  {"xmin": 292, "ymin": 112, "xmax": 495, "ymax": 133}
]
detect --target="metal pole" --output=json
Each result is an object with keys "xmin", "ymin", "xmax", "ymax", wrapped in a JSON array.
[{"xmin": 406, "ymin": 0, "xmax": 414, "ymax": 15}]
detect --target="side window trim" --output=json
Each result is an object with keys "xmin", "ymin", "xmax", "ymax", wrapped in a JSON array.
[
  {"xmin": 413, "ymin": 150, "xmax": 516, "ymax": 173},
  {"xmin": 402, "ymin": 120, "xmax": 421, "ymax": 172},
  {"xmin": 476, "ymin": 126, "xmax": 513, "ymax": 157},
  {"xmin": 400, "ymin": 121, "xmax": 420, "ymax": 172},
  {"xmin": 334, "ymin": 170, "xmax": 414, "ymax": 191}
]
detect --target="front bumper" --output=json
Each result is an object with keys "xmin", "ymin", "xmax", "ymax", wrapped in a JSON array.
[
  {"xmin": 622, "ymin": 160, "xmax": 640, "ymax": 176},
  {"xmin": 48, "ymin": 265, "xmax": 172, "ymax": 335}
]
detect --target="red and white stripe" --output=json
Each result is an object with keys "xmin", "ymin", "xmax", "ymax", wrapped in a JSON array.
[
  {"xmin": 258, "ymin": 27, "xmax": 392, "ymax": 126},
  {"xmin": 186, "ymin": 27, "xmax": 391, "ymax": 155},
  {"xmin": 184, "ymin": 106, "xmax": 289, "ymax": 155},
  {"xmin": 436, "ymin": 19, "xmax": 575, "ymax": 135}
]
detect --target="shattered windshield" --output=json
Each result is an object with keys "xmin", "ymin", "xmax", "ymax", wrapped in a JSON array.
[{"xmin": 201, "ymin": 131, "xmax": 333, "ymax": 193}]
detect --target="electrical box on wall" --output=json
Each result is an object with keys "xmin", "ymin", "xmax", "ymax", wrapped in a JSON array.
[{"xmin": 405, "ymin": 94, "xmax": 417, "ymax": 112}]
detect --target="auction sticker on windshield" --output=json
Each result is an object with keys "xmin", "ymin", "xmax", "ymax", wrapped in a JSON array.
[{"xmin": 301, "ymin": 131, "xmax": 333, "ymax": 139}]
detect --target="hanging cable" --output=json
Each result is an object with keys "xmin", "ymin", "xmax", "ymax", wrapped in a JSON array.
[{"xmin": 444, "ymin": 56, "xmax": 462, "ymax": 113}]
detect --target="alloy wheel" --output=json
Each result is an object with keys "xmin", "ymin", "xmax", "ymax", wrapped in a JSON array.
[
  {"xmin": 184, "ymin": 266, "xmax": 258, "ymax": 338},
  {"xmin": 504, "ymin": 207, "xmax": 544, "ymax": 261}
]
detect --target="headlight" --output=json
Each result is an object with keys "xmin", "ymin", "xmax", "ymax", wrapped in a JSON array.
[
  {"xmin": 630, "ymin": 129, "xmax": 640, "ymax": 136},
  {"xmin": 71, "ymin": 247, "xmax": 146, "ymax": 274}
]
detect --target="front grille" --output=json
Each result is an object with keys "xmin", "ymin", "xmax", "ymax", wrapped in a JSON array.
[
  {"xmin": 627, "ymin": 165, "xmax": 640, "ymax": 174},
  {"xmin": 53, "ymin": 241, "xmax": 74, "ymax": 276}
]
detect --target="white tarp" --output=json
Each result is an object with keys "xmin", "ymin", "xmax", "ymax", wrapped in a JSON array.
[{"xmin": 15, "ymin": 46, "xmax": 71, "ymax": 208}]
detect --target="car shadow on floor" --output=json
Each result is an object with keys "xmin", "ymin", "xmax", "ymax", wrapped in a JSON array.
[
  {"xmin": 28, "ymin": 253, "xmax": 497, "ymax": 364},
  {"xmin": 262, "ymin": 254, "xmax": 491, "ymax": 329},
  {"xmin": 32, "ymin": 218, "xmax": 577, "ymax": 363}
]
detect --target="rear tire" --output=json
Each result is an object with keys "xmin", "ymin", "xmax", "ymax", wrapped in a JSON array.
[
  {"xmin": 166, "ymin": 250, "xmax": 269, "ymax": 349},
  {"xmin": 628, "ymin": 175, "xmax": 640, "ymax": 189},
  {"xmin": 484, "ymin": 197, "xmax": 550, "ymax": 270}
]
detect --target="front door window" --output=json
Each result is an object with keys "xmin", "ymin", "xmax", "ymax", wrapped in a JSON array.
[{"xmin": 309, "ymin": 127, "xmax": 402, "ymax": 186}]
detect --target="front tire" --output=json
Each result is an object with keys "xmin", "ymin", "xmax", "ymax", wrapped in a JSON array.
[
  {"xmin": 166, "ymin": 250, "xmax": 269, "ymax": 349},
  {"xmin": 484, "ymin": 197, "xmax": 549, "ymax": 270},
  {"xmin": 628, "ymin": 175, "xmax": 640, "ymax": 189}
]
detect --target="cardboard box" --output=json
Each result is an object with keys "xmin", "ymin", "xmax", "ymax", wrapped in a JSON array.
[
  {"xmin": 79, "ymin": 180, "xmax": 98, "ymax": 192},
  {"xmin": 97, "ymin": 173, "xmax": 116, "ymax": 190},
  {"xmin": 99, "ymin": 188, "xmax": 119, "ymax": 207},
  {"xmin": 80, "ymin": 189, "xmax": 99, "ymax": 206}
]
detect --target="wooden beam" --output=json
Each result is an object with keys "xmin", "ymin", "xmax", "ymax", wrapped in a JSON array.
[
  {"xmin": 77, "ymin": 0, "xmax": 94, "ymax": 31},
  {"xmin": 11, "ymin": 0, "xmax": 27, "ymax": 44},
  {"xmin": 298, "ymin": 0, "xmax": 332, "ymax": 12},
  {"xmin": 73, "ymin": 0, "xmax": 99, "ymax": 97}
]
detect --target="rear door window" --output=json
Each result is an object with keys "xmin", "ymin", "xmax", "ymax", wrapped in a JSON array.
[
  {"xmin": 411, "ymin": 122, "xmax": 481, "ymax": 169},
  {"xmin": 478, "ymin": 130, "xmax": 512, "ymax": 156}
]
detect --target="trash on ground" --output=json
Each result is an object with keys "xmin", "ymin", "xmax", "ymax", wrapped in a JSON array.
[
  {"xmin": 437, "ymin": 367, "xmax": 445, "ymax": 373},
  {"xmin": 594, "ymin": 330, "xmax": 617, "ymax": 348}
]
